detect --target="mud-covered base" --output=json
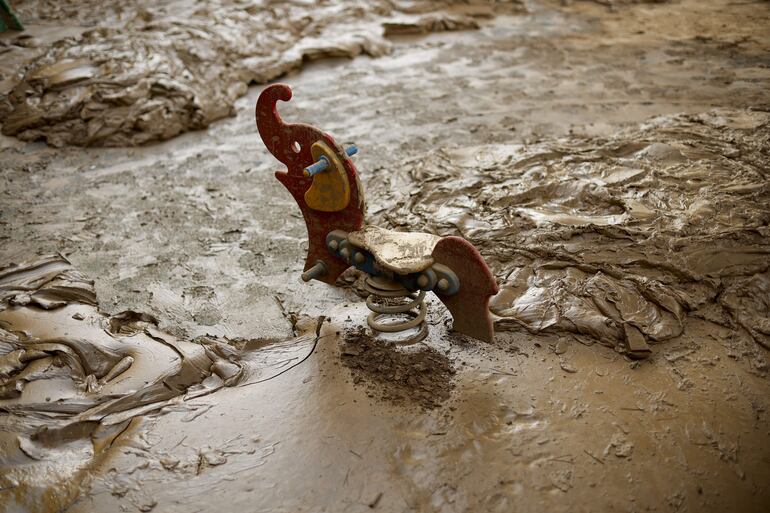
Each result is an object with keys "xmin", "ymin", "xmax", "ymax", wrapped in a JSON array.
[
  {"xmin": 340, "ymin": 328, "xmax": 455, "ymax": 410},
  {"xmin": 1, "ymin": 0, "xmax": 770, "ymax": 512}
]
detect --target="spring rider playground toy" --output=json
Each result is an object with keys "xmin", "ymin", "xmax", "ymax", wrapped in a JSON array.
[{"xmin": 256, "ymin": 84, "xmax": 498, "ymax": 344}]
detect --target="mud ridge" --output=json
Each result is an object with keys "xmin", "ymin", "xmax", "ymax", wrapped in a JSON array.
[
  {"xmin": 0, "ymin": 254, "xmax": 252, "ymax": 510},
  {"xmin": 367, "ymin": 109, "xmax": 770, "ymax": 358}
]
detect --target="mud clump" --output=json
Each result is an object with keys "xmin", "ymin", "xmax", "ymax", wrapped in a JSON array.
[{"xmin": 340, "ymin": 329, "xmax": 455, "ymax": 410}]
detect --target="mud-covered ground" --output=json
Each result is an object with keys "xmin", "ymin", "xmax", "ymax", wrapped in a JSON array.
[{"xmin": 1, "ymin": 0, "xmax": 770, "ymax": 512}]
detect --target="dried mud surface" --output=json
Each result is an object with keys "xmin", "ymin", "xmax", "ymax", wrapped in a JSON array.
[{"xmin": 1, "ymin": 0, "xmax": 770, "ymax": 512}]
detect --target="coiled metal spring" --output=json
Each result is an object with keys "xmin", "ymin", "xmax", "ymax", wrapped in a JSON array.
[{"xmin": 364, "ymin": 275, "xmax": 428, "ymax": 344}]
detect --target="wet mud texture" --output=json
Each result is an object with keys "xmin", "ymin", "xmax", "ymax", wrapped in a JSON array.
[
  {"xmin": 369, "ymin": 111, "xmax": 770, "ymax": 360},
  {"xmin": 340, "ymin": 329, "xmax": 455, "ymax": 410},
  {"xmin": 0, "ymin": 255, "xmax": 255, "ymax": 510},
  {"xmin": 0, "ymin": 255, "xmax": 328, "ymax": 512},
  {"xmin": 1, "ymin": 0, "xmax": 770, "ymax": 512},
  {"xmin": 0, "ymin": 0, "xmax": 522, "ymax": 147}
]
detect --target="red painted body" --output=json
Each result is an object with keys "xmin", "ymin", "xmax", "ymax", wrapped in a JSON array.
[
  {"xmin": 432, "ymin": 237, "xmax": 499, "ymax": 343},
  {"xmin": 256, "ymin": 84, "xmax": 365, "ymax": 285}
]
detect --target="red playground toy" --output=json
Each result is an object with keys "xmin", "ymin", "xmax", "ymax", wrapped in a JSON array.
[{"xmin": 256, "ymin": 84, "xmax": 498, "ymax": 344}]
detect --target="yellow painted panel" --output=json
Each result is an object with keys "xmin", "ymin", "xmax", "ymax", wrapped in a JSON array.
[{"xmin": 304, "ymin": 140, "xmax": 351, "ymax": 212}]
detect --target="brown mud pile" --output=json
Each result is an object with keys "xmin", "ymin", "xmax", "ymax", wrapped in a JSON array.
[
  {"xmin": 0, "ymin": 254, "xmax": 329, "ymax": 512},
  {"xmin": 0, "ymin": 0, "xmax": 523, "ymax": 147},
  {"xmin": 369, "ymin": 110, "xmax": 770, "ymax": 359},
  {"xmin": 340, "ymin": 328, "xmax": 455, "ymax": 410}
]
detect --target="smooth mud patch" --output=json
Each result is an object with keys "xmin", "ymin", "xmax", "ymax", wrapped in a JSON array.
[{"xmin": 340, "ymin": 329, "xmax": 455, "ymax": 410}]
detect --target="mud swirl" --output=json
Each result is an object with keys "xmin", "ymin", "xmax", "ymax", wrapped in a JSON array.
[{"xmin": 0, "ymin": 255, "xmax": 254, "ymax": 510}]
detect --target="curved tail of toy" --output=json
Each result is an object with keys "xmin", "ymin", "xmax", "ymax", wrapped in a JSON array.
[
  {"xmin": 255, "ymin": 84, "xmax": 297, "ymax": 168},
  {"xmin": 432, "ymin": 237, "xmax": 498, "ymax": 342}
]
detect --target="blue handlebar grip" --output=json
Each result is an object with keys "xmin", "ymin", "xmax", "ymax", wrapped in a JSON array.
[{"xmin": 304, "ymin": 145, "xmax": 358, "ymax": 177}]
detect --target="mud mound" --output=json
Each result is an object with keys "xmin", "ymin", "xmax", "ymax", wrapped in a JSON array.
[
  {"xmin": 340, "ymin": 329, "xmax": 455, "ymax": 410},
  {"xmin": 0, "ymin": 255, "xmax": 330, "ymax": 512}
]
